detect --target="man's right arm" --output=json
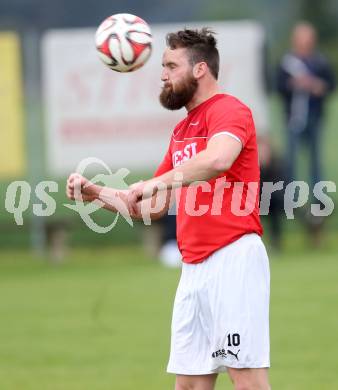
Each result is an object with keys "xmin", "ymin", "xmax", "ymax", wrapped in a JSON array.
[{"xmin": 66, "ymin": 173, "xmax": 172, "ymax": 221}]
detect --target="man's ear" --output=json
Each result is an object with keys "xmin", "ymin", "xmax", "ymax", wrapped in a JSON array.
[{"xmin": 192, "ymin": 62, "xmax": 208, "ymax": 79}]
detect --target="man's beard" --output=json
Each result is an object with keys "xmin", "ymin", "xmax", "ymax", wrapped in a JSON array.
[{"xmin": 159, "ymin": 73, "xmax": 198, "ymax": 110}]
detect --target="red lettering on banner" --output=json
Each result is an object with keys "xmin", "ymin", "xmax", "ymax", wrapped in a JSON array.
[{"xmin": 60, "ymin": 117, "xmax": 175, "ymax": 143}]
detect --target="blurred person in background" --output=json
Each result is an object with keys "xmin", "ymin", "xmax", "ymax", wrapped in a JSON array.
[
  {"xmin": 276, "ymin": 21, "xmax": 335, "ymax": 239},
  {"xmin": 277, "ymin": 22, "xmax": 335, "ymax": 189},
  {"xmin": 258, "ymin": 136, "xmax": 286, "ymax": 251},
  {"xmin": 159, "ymin": 207, "xmax": 182, "ymax": 268}
]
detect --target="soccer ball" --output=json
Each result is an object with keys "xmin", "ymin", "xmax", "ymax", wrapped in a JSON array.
[{"xmin": 95, "ymin": 13, "xmax": 152, "ymax": 72}]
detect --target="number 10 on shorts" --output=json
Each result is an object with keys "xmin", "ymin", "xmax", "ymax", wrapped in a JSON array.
[{"xmin": 227, "ymin": 333, "xmax": 240, "ymax": 347}]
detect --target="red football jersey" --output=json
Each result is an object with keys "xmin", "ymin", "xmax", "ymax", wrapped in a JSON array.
[{"xmin": 154, "ymin": 94, "xmax": 263, "ymax": 264}]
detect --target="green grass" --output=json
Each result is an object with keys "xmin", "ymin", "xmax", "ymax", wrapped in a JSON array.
[{"xmin": 0, "ymin": 239, "xmax": 338, "ymax": 389}]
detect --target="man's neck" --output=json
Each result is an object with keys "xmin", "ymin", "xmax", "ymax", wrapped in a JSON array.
[{"xmin": 186, "ymin": 84, "xmax": 220, "ymax": 112}]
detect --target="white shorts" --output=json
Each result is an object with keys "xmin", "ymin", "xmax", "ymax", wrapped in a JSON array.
[{"xmin": 167, "ymin": 233, "xmax": 270, "ymax": 375}]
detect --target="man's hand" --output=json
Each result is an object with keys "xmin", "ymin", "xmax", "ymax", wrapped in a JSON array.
[
  {"xmin": 291, "ymin": 74, "xmax": 315, "ymax": 91},
  {"xmin": 66, "ymin": 173, "xmax": 98, "ymax": 202},
  {"xmin": 127, "ymin": 180, "xmax": 161, "ymax": 216},
  {"xmin": 292, "ymin": 75, "xmax": 327, "ymax": 96}
]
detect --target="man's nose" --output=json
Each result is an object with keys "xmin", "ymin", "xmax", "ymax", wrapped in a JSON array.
[{"xmin": 161, "ymin": 69, "xmax": 169, "ymax": 82}]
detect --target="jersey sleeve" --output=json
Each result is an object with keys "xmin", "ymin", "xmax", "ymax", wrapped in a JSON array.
[
  {"xmin": 205, "ymin": 98, "xmax": 252, "ymax": 147},
  {"xmin": 153, "ymin": 146, "xmax": 173, "ymax": 177}
]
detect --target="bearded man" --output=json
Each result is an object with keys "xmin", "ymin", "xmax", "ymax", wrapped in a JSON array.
[{"xmin": 67, "ymin": 28, "xmax": 271, "ymax": 390}]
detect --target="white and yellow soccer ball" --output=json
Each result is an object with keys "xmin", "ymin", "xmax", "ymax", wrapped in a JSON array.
[{"xmin": 95, "ymin": 13, "xmax": 152, "ymax": 72}]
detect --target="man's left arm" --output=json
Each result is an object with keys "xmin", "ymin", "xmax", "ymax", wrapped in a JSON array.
[
  {"xmin": 158, "ymin": 135, "xmax": 242, "ymax": 186},
  {"xmin": 308, "ymin": 57, "xmax": 336, "ymax": 97},
  {"xmin": 127, "ymin": 135, "xmax": 242, "ymax": 209},
  {"xmin": 320, "ymin": 58, "xmax": 336, "ymax": 94}
]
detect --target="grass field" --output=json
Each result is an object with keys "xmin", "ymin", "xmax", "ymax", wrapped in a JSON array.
[
  {"xmin": 0, "ymin": 93, "xmax": 337, "ymax": 389},
  {"xmin": 0, "ymin": 235, "xmax": 338, "ymax": 390}
]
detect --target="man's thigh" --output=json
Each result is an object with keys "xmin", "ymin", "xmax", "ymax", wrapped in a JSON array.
[
  {"xmin": 227, "ymin": 367, "xmax": 270, "ymax": 389},
  {"xmin": 175, "ymin": 374, "xmax": 218, "ymax": 390}
]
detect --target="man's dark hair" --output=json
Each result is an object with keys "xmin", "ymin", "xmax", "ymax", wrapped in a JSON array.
[{"xmin": 166, "ymin": 28, "xmax": 219, "ymax": 80}]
